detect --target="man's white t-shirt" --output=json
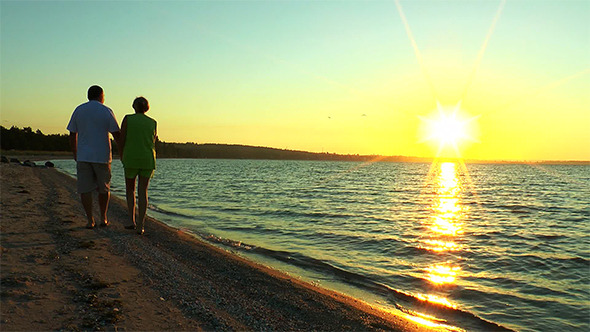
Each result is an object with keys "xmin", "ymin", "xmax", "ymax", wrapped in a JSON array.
[{"xmin": 67, "ymin": 100, "xmax": 120, "ymax": 163}]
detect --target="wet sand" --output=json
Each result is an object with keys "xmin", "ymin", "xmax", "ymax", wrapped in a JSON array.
[{"xmin": 0, "ymin": 162, "xmax": 439, "ymax": 331}]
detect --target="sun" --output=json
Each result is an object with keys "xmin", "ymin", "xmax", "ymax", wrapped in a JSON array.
[
  {"xmin": 430, "ymin": 113, "xmax": 468, "ymax": 146},
  {"xmin": 418, "ymin": 102, "xmax": 479, "ymax": 158}
]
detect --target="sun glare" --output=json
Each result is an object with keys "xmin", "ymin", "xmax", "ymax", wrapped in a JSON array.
[
  {"xmin": 431, "ymin": 114, "xmax": 467, "ymax": 146},
  {"xmin": 419, "ymin": 102, "xmax": 479, "ymax": 158}
]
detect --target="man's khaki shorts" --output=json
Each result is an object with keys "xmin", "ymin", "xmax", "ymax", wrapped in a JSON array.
[{"xmin": 76, "ymin": 162, "xmax": 111, "ymax": 194}]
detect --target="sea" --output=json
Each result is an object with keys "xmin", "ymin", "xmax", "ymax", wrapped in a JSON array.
[{"xmin": 52, "ymin": 159, "xmax": 590, "ymax": 332}]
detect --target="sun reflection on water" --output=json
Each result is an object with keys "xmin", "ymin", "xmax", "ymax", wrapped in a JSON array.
[
  {"xmin": 422, "ymin": 239, "xmax": 459, "ymax": 252},
  {"xmin": 427, "ymin": 264, "xmax": 461, "ymax": 284},
  {"xmin": 417, "ymin": 161, "xmax": 467, "ymax": 314},
  {"xmin": 423, "ymin": 162, "xmax": 466, "ymax": 253},
  {"xmin": 415, "ymin": 293, "xmax": 458, "ymax": 309}
]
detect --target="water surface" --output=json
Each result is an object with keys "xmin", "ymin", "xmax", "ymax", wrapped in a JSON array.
[{"xmin": 54, "ymin": 159, "xmax": 590, "ymax": 331}]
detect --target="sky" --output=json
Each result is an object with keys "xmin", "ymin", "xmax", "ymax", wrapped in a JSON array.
[{"xmin": 1, "ymin": 0, "xmax": 589, "ymax": 161}]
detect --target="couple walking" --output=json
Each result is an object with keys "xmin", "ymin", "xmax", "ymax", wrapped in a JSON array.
[{"xmin": 67, "ymin": 85, "xmax": 156, "ymax": 235}]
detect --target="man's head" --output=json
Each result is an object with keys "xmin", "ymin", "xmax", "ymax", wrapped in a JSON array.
[
  {"xmin": 132, "ymin": 97, "xmax": 149, "ymax": 114},
  {"xmin": 87, "ymin": 85, "xmax": 104, "ymax": 103}
]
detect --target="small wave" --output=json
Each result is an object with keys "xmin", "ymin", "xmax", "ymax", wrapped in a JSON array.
[
  {"xmin": 563, "ymin": 216, "xmax": 590, "ymax": 222},
  {"xmin": 204, "ymin": 234, "xmax": 255, "ymax": 250},
  {"xmin": 219, "ymin": 206, "xmax": 244, "ymax": 213},
  {"xmin": 503, "ymin": 205, "xmax": 536, "ymax": 214},
  {"xmin": 149, "ymin": 205, "xmax": 192, "ymax": 219},
  {"xmin": 247, "ymin": 208, "xmax": 358, "ymax": 221},
  {"xmin": 535, "ymin": 234, "xmax": 566, "ymax": 241},
  {"xmin": 484, "ymin": 253, "xmax": 590, "ymax": 277},
  {"xmin": 471, "ymin": 231, "xmax": 532, "ymax": 242},
  {"xmin": 204, "ymin": 234, "xmax": 513, "ymax": 331},
  {"xmin": 566, "ymin": 256, "xmax": 589, "ymax": 265},
  {"xmin": 472, "ymin": 233, "xmax": 492, "ymax": 240},
  {"xmin": 488, "ymin": 204, "xmax": 556, "ymax": 214}
]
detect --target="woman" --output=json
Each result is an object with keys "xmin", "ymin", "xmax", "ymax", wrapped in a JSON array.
[{"xmin": 120, "ymin": 97, "xmax": 157, "ymax": 235}]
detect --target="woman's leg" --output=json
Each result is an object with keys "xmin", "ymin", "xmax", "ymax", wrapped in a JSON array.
[
  {"xmin": 125, "ymin": 176, "xmax": 137, "ymax": 228},
  {"xmin": 136, "ymin": 175, "xmax": 151, "ymax": 234}
]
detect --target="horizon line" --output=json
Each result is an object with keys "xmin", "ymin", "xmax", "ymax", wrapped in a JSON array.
[
  {"xmin": 159, "ymin": 141, "xmax": 590, "ymax": 164},
  {"xmin": 1, "ymin": 125, "xmax": 588, "ymax": 164}
]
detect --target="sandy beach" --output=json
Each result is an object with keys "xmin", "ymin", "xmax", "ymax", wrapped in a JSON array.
[{"xmin": 0, "ymin": 161, "xmax": 438, "ymax": 331}]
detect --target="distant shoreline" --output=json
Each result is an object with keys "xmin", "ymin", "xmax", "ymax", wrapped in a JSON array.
[
  {"xmin": 2, "ymin": 126, "xmax": 588, "ymax": 164},
  {"xmin": 2, "ymin": 148, "xmax": 589, "ymax": 166}
]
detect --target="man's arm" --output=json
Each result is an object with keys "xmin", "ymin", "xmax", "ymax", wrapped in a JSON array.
[
  {"xmin": 69, "ymin": 131, "xmax": 77, "ymax": 161},
  {"xmin": 111, "ymin": 130, "xmax": 122, "ymax": 160},
  {"xmin": 116, "ymin": 116, "xmax": 128, "ymax": 161},
  {"xmin": 111, "ymin": 131, "xmax": 122, "ymax": 148}
]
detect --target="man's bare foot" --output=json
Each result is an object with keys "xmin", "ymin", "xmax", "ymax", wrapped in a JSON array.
[
  {"xmin": 86, "ymin": 220, "xmax": 95, "ymax": 229},
  {"xmin": 98, "ymin": 220, "xmax": 110, "ymax": 227}
]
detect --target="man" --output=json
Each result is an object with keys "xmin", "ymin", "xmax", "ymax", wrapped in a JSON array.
[{"xmin": 67, "ymin": 85, "xmax": 121, "ymax": 228}]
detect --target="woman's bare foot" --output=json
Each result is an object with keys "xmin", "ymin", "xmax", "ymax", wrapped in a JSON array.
[{"xmin": 85, "ymin": 218, "xmax": 95, "ymax": 229}]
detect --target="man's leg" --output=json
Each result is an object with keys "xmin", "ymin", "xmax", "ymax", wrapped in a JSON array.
[
  {"xmin": 94, "ymin": 163, "xmax": 112, "ymax": 227},
  {"xmin": 81, "ymin": 192, "xmax": 94, "ymax": 228},
  {"xmin": 77, "ymin": 162, "xmax": 95, "ymax": 228},
  {"xmin": 98, "ymin": 192, "xmax": 110, "ymax": 226}
]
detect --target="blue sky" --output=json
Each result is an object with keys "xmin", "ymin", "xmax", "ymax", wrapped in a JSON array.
[{"xmin": 1, "ymin": 0, "xmax": 589, "ymax": 160}]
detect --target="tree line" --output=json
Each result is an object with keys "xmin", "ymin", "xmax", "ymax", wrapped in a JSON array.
[
  {"xmin": 1, "ymin": 125, "xmax": 432, "ymax": 162},
  {"xmin": 155, "ymin": 141, "xmax": 378, "ymax": 161},
  {"xmin": 1, "ymin": 126, "xmax": 70, "ymax": 152},
  {"xmin": 0, "ymin": 125, "xmax": 369, "ymax": 160}
]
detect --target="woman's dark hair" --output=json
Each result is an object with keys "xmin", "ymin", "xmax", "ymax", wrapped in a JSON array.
[
  {"xmin": 87, "ymin": 85, "xmax": 103, "ymax": 101},
  {"xmin": 133, "ymin": 97, "xmax": 149, "ymax": 113}
]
